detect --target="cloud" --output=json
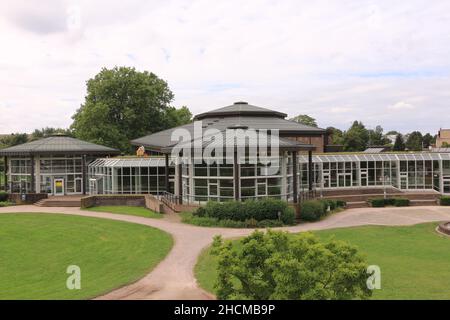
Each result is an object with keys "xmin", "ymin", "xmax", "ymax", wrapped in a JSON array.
[
  {"xmin": 388, "ymin": 101, "xmax": 415, "ymax": 110},
  {"xmin": 0, "ymin": 0, "xmax": 450, "ymax": 134}
]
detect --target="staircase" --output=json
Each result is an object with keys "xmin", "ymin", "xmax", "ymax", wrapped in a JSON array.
[{"xmin": 34, "ymin": 196, "xmax": 82, "ymax": 207}]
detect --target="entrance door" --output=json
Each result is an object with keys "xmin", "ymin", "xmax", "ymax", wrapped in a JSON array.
[
  {"xmin": 54, "ymin": 178, "xmax": 65, "ymax": 196},
  {"xmin": 400, "ymin": 173, "xmax": 408, "ymax": 190},
  {"xmin": 443, "ymin": 176, "xmax": 450, "ymax": 194},
  {"xmin": 75, "ymin": 178, "xmax": 83, "ymax": 194}
]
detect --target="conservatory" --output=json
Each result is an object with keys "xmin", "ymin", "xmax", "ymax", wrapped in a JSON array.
[{"xmin": 88, "ymin": 152, "xmax": 450, "ymax": 203}]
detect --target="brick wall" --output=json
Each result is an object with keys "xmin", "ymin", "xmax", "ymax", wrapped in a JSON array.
[{"xmin": 9, "ymin": 193, "xmax": 48, "ymax": 204}]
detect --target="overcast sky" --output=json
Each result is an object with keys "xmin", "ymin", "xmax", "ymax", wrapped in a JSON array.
[{"xmin": 1, "ymin": 0, "xmax": 450, "ymax": 134}]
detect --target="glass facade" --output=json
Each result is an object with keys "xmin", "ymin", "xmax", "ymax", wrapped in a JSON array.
[
  {"xmin": 85, "ymin": 152, "xmax": 450, "ymax": 202},
  {"xmin": 88, "ymin": 158, "xmax": 174, "ymax": 194}
]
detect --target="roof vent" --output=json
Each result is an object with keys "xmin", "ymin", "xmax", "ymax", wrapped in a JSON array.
[{"xmin": 234, "ymin": 101, "xmax": 248, "ymax": 105}]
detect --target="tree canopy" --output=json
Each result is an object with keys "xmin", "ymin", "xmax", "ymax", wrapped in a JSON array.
[
  {"xmin": 211, "ymin": 230, "xmax": 372, "ymax": 300},
  {"xmin": 71, "ymin": 66, "xmax": 191, "ymax": 153},
  {"xmin": 290, "ymin": 114, "xmax": 318, "ymax": 127},
  {"xmin": 405, "ymin": 131, "xmax": 423, "ymax": 151},
  {"xmin": 393, "ymin": 133, "xmax": 406, "ymax": 151}
]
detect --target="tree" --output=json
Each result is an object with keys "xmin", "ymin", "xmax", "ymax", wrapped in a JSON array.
[
  {"xmin": 393, "ymin": 134, "xmax": 406, "ymax": 151},
  {"xmin": 405, "ymin": 131, "xmax": 423, "ymax": 151},
  {"xmin": 163, "ymin": 106, "xmax": 192, "ymax": 128},
  {"xmin": 290, "ymin": 114, "xmax": 318, "ymax": 127},
  {"xmin": 71, "ymin": 66, "xmax": 187, "ymax": 153},
  {"xmin": 30, "ymin": 127, "xmax": 72, "ymax": 141},
  {"xmin": 343, "ymin": 121, "xmax": 369, "ymax": 151},
  {"xmin": 0, "ymin": 133, "xmax": 28, "ymax": 148},
  {"xmin": 211, "ymin": 230, "xmax": 372, "ymax": 300},
  {"xmin": 422, "ymin": 133, "xmax": 436, "ymax": 149},
  {"xmin": 367, "ymin": 125, "xmax": 390, "ymax": 146},
  {"xmin": 326, "ymin": 127, "xmax": 344, "ymax": 145}
]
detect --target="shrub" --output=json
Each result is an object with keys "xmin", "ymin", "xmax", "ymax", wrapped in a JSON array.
[
  {"xmin": 384, "ymin": 198, "xmax": 396, "ymax": 206},
  {"xmin": 440, "ymin": 196, "xmax": 450, "ymax": 206},
  {"xmin": 300, "ymin": 200, "xmax": 327, "ymax": 221},
  {"xmin": 0, "ymin": 201, "xmax": 13, "ymax": 207},
  {"xmin": 393, "ymin": 198, "xmax": 410, "ymax": 207},
  {"xmin": 336, "ymin": 200, "xmax": 347, "ymax": 208},
  {"xmin": 369, "ymin": 198, "xmax": 385, "ymax": 207},
  {"xmin": 191, "ymin": 198, "xmax": 296, "ymax": 226},
  {"xmin": 211, "ymin": 231, "xmax": 372, "ymax": 300},
  {"xmin": 0, "ymin": 191, "xmax": 8, "ymax": 202}
]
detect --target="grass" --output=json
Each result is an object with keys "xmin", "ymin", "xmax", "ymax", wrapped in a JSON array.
[
  {"xmin": 0, "ymin": 213, "xmax": 172, "ymax": 299},
  {"xmin": 195, "ymin": 223, "xmax": 450, "ymax": 299},
  {"xmin": 84, "ymin": 206, "xmax": 163, "ymax": 218}
]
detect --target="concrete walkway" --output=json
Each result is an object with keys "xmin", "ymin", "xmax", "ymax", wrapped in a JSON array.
[{"xmin": 1, "ymin": 205, "xmax": 450, "ymax": 300}]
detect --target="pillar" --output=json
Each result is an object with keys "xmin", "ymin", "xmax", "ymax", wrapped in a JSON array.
[
  {"xmin": 3, "ymin": 156, "xmax": 7, "ymax": 192},
  {"xmin": 82, "ymin": 155, "xmax": 87, "ymax": 195},
  {"xmin": 177, "ymin": 163, "xmax": 183, "ymax": 204},
  {"xmin": 30, "ymin": 155, "xmax": 35, "ymax": 193},
  {"xmin": 234, "ymin": 151, "xmax": 240, "ymax": 201},
  {"xmin": 308, "ymin": 150, "xmax": 313, "ymax": 191},
  {"xmin": 165, "ymin": 153, "xmax": 170, "ymax": 193},
  {"xmin": 292, "ymin": 151, "xmax": 298, "ymax": 203}
]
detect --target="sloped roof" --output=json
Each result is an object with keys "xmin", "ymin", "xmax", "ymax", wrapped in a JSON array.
[
  {"xmin": 132, "ymin": 102, "xmax": 325, "ymax": 152},
  {"xmin": 194, "ymin": 101, "xmax": 287, "ymax": 120},
  {"xmin": 0, "ymin": 135, "xmax": 120, "ymax": 156}
]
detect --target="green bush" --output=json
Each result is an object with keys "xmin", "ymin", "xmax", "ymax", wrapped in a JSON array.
[
  {"xmin": 369, "ymin": 198, "xmax": 385, "ymax": 207},
  {"xmin": 393, "ymin": 198, "xmax": 410, "ymax": 207},
  {"xmin": 300, "ymin": 200, "xmax": 327, "ymax": 221},
  {"xmin": 440, "ymin": 196, "xmax": 450, "ymax": 206},
  {"xmin": 0, "ymin": 201, "xmax": 13, "ymax": 207},
  {"xmin": 193, "ymin": 198, "xmax": 295, "ymax": 225},
  {"xmin": 0, "ymin": 191, "xmax": 8, "ymax": 202},
  {"xmin": 384, "ymin": 198, "xmax": 396, "ymax": 206},
  {"xmin": 336, "ymin": 200, "xmax": 347, "ymax": 208}
]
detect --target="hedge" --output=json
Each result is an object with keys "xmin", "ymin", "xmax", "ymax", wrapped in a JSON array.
[
  {"xmin": 192, "ymin": 198, "xmax": 296, "ymax": 225},
  {"xmin": 440, "ymin": 196, "xmax": 450, "ymax": 206},
  {"xmin": 0, "ymin": 191, "xmax": 7, "ymax": 202},
  {"xmin": 300, "ymin": 199, "xmax": 346, "ymax": 222},
  {"xmin": 369, "ymin": 197, "xmax": 410, "ymax": 207}
]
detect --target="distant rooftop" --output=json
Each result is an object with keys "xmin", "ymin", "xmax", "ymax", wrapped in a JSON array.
[{"xmin": 194, "ymin": 101, "xmax": 287, "ymax": 120}]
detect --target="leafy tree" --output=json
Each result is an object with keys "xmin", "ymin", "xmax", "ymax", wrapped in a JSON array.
[
  {"xmin": 393, "ymin": 134, "xmax": 406, "ymax": 151},
  {"xmin": 71, "ymin": 66, "xmax": 187, "ymax": 153},
  {"xmin": 30, "ymin": 127, "xmax": 72, "ymax": 141},
  {"xmin": 163, "ymin": 106, "xmax": 192, "ymax": 128},
  {"xmin": 326, "ymin": 127, "xmax": 344, "ymax": 145},
  {"xmin": 343, "ymin": 121, "xmax": 369, "ymax": 151},
  {"xmin": 405, "ymin": 131, "xmax": 423, "ymax": 151},
  {"xmin": 368, "ymin": 125, "xmax": 390, "ymax": 146},
  {"xmin": 211, "ymin": 230, "xmax": 372, "ymax": 300},
  {"xmin": 0, "ymin": 133, "xmax": 28, "ymax": 148},
  {"xmin": 442, "ymin": 142, "xmax": 450, "ymax": 148},
  {"xmin": 291, "ymin": 114, "xmax": 318, "ymax": 127},
  {"xmin": 422, "ymin": 133, "xmax": 436, "ymax": 149}
]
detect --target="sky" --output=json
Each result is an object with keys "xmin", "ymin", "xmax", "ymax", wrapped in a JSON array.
[{"xmin": 1, "ymin": 0, "xmax": 450, "ymax": 134}]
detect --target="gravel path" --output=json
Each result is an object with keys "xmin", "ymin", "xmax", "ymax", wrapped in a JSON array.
[{"xmin": 2, "ymin": 205, "xmax": 450, "ymax": 300}]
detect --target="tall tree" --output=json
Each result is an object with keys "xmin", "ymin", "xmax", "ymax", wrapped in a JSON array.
[
  {"xmin": 343, "ymin": 121, "xmax": 369, "ymax": 151},
  {"xmin": 422, "ymin": 133, "xmax": 436, "ymax": 149},
  {"xmin": 405, "ymin": 131, "xmax": 423, "ymax": 151},
  {"xmin": 71, "ymin": 66, "xmax": 185, "ymax": 153},
  {"xmin": 367, "ymin": 125, "xmax": 390, "ymax": 146},
  {"xmin": 393, "ymin": 133, "xmax": 406, "ymax": 151},
  {"xmin": 326, "ymin": 127, "xmax": 344, "ymax": 145},
  {"xmin": 163, "ymin": 106, "xmax": 192, "ymax": 128},
  {"xmin": 290, "ymin": 114, "xmax": 318, "ymax": 127}
]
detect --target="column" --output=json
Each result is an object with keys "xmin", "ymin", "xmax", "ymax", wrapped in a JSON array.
[
  {"xmin": 30, "ymin": 155, "xmax": 35, "ymax": 193},
  {"xmin": 308, "ymin": 150, "xmax": 313, "ymax": 191},
  {"xmin": 82, "ymin": 155, "xmax": 87, "ymax": 195},
  {"xmin": 3, "ymin": 156, "xmax": 7, "ymax": 192},
  {"xmin": 234, "ymin": 151, "xmax": 240, "ymax": 201},
  {"xmin": 165, "ymin": 153, "xmax": 170, "ymax": 193},
  {"xmin": 177, "ymin": 163, "xmax": 183, "ymax": 204},
  {"xmin": 292, "ymin": 151, "xmax": 298, "ymax": 203}
]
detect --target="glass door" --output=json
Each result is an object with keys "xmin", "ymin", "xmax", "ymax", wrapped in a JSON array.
[
  {"xmin": 75, "ymin": 178, "xmax": 83, "ymax": 194},
  {"xmin": 400, "ymin": 173, "xmax": 408, "ymax": 190},
  {"xmin": 53, "ymin": 178, "xmax": 65, "ymax": 196}
]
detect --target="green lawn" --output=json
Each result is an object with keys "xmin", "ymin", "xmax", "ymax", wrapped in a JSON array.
[
  {"xmin": 195, "ymin": 223, "xmax": 450, "ymax": 299},
  {"xmin": 0, "ymin": 213, "xmax": 172, "ymax": 299},
  {"xmin": 85, "ymin": 206, "xmax": 163, "ymax": 218}
]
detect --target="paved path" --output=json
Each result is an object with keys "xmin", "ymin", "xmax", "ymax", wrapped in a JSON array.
[{"xmin": 1, "ymin": 205, "xmax": 450, "ymax": 300}]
